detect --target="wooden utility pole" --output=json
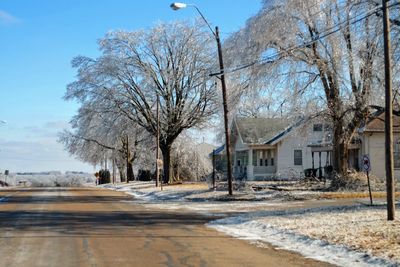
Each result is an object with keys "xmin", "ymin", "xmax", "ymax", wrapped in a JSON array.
[
  {"xmin": 383, "ymin": 0, "xmax": 395, "ymax": 220},
  {"xmin": 216, "ymin": 26, "xmax": 233, "ymax": 195},
  {"xmin": 170, "ymin": 4, "xmax": 232, "ymax": 195},
  {"xmin": 112, "ymin": 157, "xmax": 116, "ymax": 184},
  {"xmin": 156, "ymin": 95, "xmax": 160, "ymax": 188},
  {"xmin": 212, "ymin": 149, "xmax": 216, "ymax": 190},
  {"xmin": 126, "ymin": 135, "xmax": 130, "ymax": 183}
]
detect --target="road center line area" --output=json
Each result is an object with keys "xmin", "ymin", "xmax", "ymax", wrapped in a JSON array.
[{"xmin": 0, "ymin": 187, "xmax": 335, "ymax": 267}]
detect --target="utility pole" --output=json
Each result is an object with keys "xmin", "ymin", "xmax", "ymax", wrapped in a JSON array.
[
  {"xmin": 212, "ymin": 149, "xmax": 216, "ymax": 190},
  {"xmin": 112, "ymin": 157, "xmax": 116, "ymax": 184},
  {"xmin": 126, "ymin": 135, "xmax": 130, "ymax": 183},
  {"xmin": 216, "ymin": 26, "xmax": 233, "ymax": 195},
  {"xmin": 156, "ymin": 95, "xmax": 160, "ymax": 188},
  {"xmin": 170, "ymin": 3, "xmax": 233, "ymax": 195},
  {"xmin": 383, "ymin": 0, "xmax": 395, "ymax": 220}
]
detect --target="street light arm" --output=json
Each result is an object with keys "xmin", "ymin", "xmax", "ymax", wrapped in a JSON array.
[
  {"xmin": 190, "ymin": 4, "xmax": 217, "ymax": 38},
  {"xmin": 170, "ymin": 2, "xmax": 216, "ymax": 37}
]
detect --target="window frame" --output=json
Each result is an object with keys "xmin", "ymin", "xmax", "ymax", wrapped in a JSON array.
[
  {"xmin": 294, "ymin": 150, "xmax": 303, "ymax": 166},
  {"xmin": 313, "ymin": 123, "xmax": 323, "ymax": 132}
]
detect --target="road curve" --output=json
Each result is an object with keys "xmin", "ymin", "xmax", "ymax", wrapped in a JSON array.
[{"xmin": 0, "ymin": 187, "xmax": 335, "ymax": 267}]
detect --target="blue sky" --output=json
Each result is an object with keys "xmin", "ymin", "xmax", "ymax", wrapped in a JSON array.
[{"xmin": 0, "ymin": 0, "xmax": 261, "ymax": 172}]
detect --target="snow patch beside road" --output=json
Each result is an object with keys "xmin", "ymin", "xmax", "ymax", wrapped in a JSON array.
[{"xmin": 208, "ymin": 206, "xmax": 398, "ymax": 267}]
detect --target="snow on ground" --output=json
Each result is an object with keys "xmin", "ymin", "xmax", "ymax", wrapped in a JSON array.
[
  {"xmin": 208, "ymin": 205, "xmax": 399, "ymax": 267},
  {"xmin": 100, "ymin": 181, "xmax": 322, "ymax": 203},
  {"xmin": 99, "ymin": 181, "xmax": 324, "ymax": 214},
  {"xmin": 101, "ymin": 182, "xmax": 400, "ymax": 266},
  {"xmin": 1, "ymin": 174, "xmax": 94, "ymax": 187}
]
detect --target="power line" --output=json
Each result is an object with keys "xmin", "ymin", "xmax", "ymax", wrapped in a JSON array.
[
  {"xmin": 227, "ymin": 4, "xmax": 382, "ymax": 73},
  {"xmin": 222, "ymin": 2, "xmax": 399, "ymax": 75}
]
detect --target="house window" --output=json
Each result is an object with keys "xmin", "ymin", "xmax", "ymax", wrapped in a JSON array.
[
  {"xmin": 313, "ymin": 124, "xmax": 323, "ymax": 131},
  {"xmin": 294, "ymin": 150, "xmax": 303, "ymax": 165},
  {"xmin": 324, "ymin": 124, "xmax": 332, "ymax": 131},
  {"xmin": 394, "ymin": 139, "xmax": 400, "ymax": 169},
  {"xmin": 265, "ymin": 159, "xmax": 268, "ymax": 166},
  {"xmin": 237, "ymin": 160, "xmax": 241, "ymax": 167},
  {"xmin": 270, "ymin": 158, "xmax": 274, "ymax": 166},
  {"xmin": 259, "ymin": 159, "xmax": 263, "ymax": 166}
]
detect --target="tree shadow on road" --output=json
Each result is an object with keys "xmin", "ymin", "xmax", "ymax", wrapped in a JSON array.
[{"xmin": 0, "ymin": 209, "xmax": 223, "ymax": 236}]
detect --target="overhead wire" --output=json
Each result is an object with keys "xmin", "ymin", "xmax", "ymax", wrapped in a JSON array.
[{"xmin": 217, "ymin": 1, "xmax": 399, "ymax": 76}]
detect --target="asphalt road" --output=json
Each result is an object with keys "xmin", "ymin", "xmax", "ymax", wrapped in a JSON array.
[{"xmin": 0, "ymin": 187, "xmax": 335, "ymax": 267}]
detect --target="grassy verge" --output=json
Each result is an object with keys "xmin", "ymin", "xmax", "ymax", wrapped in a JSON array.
[{"xmin": 321, "ymin": 191, "xmax": 400, "ymax": 199}]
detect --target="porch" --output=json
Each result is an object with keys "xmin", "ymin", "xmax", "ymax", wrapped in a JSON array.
[
  {"xmin": 308, "ymin": 143, "xmax": 360, "ymax": 178},
  {"xmin": 233, "ymin": 145, "xmax": 276, "ymax": 180}
]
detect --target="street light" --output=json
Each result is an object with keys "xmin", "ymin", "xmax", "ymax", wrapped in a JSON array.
[
  {"xmin": 170, "ymin": 2, "xmax": 233, "ymax": 195},
  {"xmin": 170, "ymin": 2, "xmax": 187, "ymax": 10}
]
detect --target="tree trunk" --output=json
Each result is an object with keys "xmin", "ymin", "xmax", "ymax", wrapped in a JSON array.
[
  {"xmin": 160, "ymin": 144, "xmax": 173, "ymax": 184},
  {"xmin": 176, "ymin": 164, "xmax": 180, "ymax": 181},
  {"xmin": 127, "ymin": 161, "xmax": 134, "ymax": 182},
  {"xmin": 118, "ymin": 165, "xmax": 126, "ymax": 183},
  {"xmin": 332, "ymin": 120, "xmax": 349, "ymax": 177},
  {"xmin": 338, "ymin": 143, "xmax": 349, "ymax": 175}
]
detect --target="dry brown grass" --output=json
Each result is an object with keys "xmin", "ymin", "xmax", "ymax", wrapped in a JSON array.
[
  {"xmin": 162, "ymin": 182, "xmax": 209, "ymax": 190},
  {"xmin": 260, "ymin": 207, "xmax": 400, "ymax": 263},
  {"xmin": 321, "ymin": 191, "xmax": 400, "ymax": 199}
]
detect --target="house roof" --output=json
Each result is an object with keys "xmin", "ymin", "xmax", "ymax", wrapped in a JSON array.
[
  {"xmin": 364, "ymin": 112, "xmax": 400, "ymax": 132},
  {"xmin": 209, "ymin": 144, "xmax": 225, "ymax": 156},
  {"xmin": 266, "ymin": 118, "xmax": 305, "ymax": 145},
  {"xmin": 235, "ymin": 117, "xmax": 291, "ymax": 144}
]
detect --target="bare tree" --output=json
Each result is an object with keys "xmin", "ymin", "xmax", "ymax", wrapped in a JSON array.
[
  {"xmin": 224, "ymin": 0, "xmax": 399, "ymax": 176},
  {"xmin": 170, "ymin": 133, "xmax": 213, "ymax": 181},
  {"xmin": 65, "ymin": 21, "xmax": 218, "ymax": 183},
  {"xmin": 58, "ymin": 101, "xmax": 151, "ymax": 182}
]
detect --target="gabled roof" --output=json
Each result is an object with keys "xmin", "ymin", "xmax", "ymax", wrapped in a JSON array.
[
  {"xmin": 235, "ymin": 117, "xmax": 291, "ymax": 144},
  {"xmin": 209, "ymin": 144, "xmax": 225, "ymax": 156},
  {"xmin": 364, "ymin": 111, "xmax": 400, "ymax": 132},
  {"xmin": 266, "ymin": 118, "xmax": 305, "ymax": 145}
]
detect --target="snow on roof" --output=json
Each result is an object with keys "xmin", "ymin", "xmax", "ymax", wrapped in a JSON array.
[{"xmin": 235, "ymin": 117, "xmax": 291, "ymax": 144}]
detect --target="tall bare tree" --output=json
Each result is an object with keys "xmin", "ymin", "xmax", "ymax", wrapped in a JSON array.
[
  {"xmin": 224, "ymin": 0, "xmax": 399, "ymax": 176},
  {"xmin": 65, "ymin": 21, "xmax": 218, "ymax": 183}
]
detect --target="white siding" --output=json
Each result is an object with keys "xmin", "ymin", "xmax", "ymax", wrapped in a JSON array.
[
  {"xmin": 234, "ymin": 134, "xmax": 248, "ymax": 151},
  {"xmin": 362, "ymin": 132, "xmax": 400, "ymax": 181},
  {"xmin": 276, "ymin": 124, "xmax": 330, "ymax": 179},
  {"xmin": 276, "ymin": 134, "xmax": 309, "ymax": 179}
]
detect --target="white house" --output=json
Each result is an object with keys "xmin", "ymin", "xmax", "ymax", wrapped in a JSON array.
[{"xmin": 229, "ymin": 116, "xmax": 355, "ymax": 180}]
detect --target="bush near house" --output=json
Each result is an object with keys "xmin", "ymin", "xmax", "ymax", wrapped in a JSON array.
[
  {"xmin": 98, "ymin": 169, "xmax": 111, "ymax": 184},
  {"xmin": 138, "ymin": 170, "xmax": 152, "ymax": 181}
]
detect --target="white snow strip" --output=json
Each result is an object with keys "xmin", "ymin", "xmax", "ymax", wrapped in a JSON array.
[{"xmin": 208, "ymin": 210, "xmax": 397, "ymax": 267}]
